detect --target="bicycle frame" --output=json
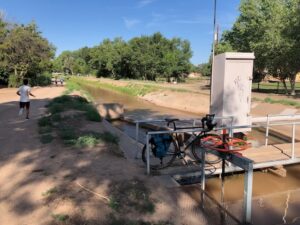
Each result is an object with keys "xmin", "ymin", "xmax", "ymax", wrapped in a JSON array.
[{"xmin": 167, "ymin": 120, "xmax": 207, "ymax": 154}]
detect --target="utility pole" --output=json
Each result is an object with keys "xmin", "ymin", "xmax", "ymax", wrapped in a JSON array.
[{"xmin": 210, "ymin": 0, "xmax": 217, "ymax": 113}]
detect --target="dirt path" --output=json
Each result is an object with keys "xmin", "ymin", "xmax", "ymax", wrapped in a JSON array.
[{"xmin": 0, "ymin": 87, "xmax": 65, "ymax": 224}]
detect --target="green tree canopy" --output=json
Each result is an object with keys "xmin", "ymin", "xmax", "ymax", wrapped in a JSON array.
[
  {"xmin": 54, "ymin": 32, "xmax": 193, "ymax": 81},
  {"xmin": 0, "ymin": 18, "xmax": 55, "ymax": 86},
  {"xmin": 220, "ymin": 0, "xmax": 300, "ymax": 95}
]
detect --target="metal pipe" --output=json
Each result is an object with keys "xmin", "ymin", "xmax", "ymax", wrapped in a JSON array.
[
  {"xmin": 146, "ymin": 134, "xmax": 150, "ymax": 175},
  {"xmin": 201, "ymin": 148, "xmax": 206, "ymax": 191},
  {"xmin": 221, "ymin": 158, "xmax": 225, "ymax": 203},
  {"xmin": 243, "ymin": 163, "xmax": 253, "ymax": 224},
  {"xmin": 292, "ymin": 123, "xmax": 296, "ymax": 159},
  {"xmin": 265, "ymin": 114, "xmax": 270, "ymax": 146},
  {"xmin": 209, "ymin": 0, "xmax": 217, "ymax": 113},
  {"xmin": 252, "ymin": 114, "xmax": 300, "ymax": 123}
]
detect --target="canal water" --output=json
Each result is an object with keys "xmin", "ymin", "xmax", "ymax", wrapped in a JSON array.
[{"xmin": 84, "ymin": 84, "xmax": 300, "ymax": 225}]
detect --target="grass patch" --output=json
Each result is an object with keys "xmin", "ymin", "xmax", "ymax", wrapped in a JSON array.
[
  {"xmin": 74, "ymin": 134, "xmax": 100, "ymax": 148},
  {"xmin": 46, "ymin": 95, "xmax": 101, "ymax": 122},
  {"xmin": 99, "ymin": 131, "xmax": 119, "ymax": 145},
  {"xmin": 52, "ymin": 213, "xmax": 69, "ymax": 222},
  {"xmin": 40, "ymin": 134, "xmax": 54, "ymax": 144},
  {"xmin": 69, "ymin": 77, "xmax": 158, "ymax": 97},
  {"xmin": 42, "ymin": 187, "xmax": 58, "ymax": 197},
  {"xmin": 61, "ymin": 131, "xmax": 119, "ymax": 148},
  {"xmin": 252, "ymin": 81, "xmax": 300, "ymax": 90},
  {"xmin": 109, "ymin": 179, "xmax": 155, "ymax": 214},
  {"xmin": 263, "ymin": 97, "xmax": 300, "ymax": 107},
  {"xmin": 64, "ymin": 79, "xmax": 81, "ymax": 94},
  {"xmin": 38, "ymin": 95, "xmax": 101, "ymax": 145}
]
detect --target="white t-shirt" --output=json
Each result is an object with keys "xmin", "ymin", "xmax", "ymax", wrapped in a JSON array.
[{"xmin": 18, "ymin": 85, "xmax": 31, "ymax": 102}]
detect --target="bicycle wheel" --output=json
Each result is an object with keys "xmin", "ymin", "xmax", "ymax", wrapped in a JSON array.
[
  {"xmin": 192, "ymin": 134, "xmax": 222, "ymax": 164},
  {"xmin": 201, "ymin": 136, "xmax": 249, "ymax": 152},
  {"xmin": 142, "ymin": 137, "xmax": 179, "ymax": 170}
]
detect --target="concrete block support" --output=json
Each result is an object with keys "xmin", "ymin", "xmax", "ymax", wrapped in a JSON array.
[{"xmin": 97, "ymin": 103, "xmax": 124, "ymax": 120}]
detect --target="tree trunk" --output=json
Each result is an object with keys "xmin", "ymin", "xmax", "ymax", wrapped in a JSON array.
[
  {"xmin": 281, "ymin": 79, "xmax": 289, "ymax": 95},
  {"xmin": 290, "ymin": 77, "xmax": 296, "ymax": 96}
]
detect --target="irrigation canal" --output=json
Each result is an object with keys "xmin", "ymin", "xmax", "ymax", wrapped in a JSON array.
[{"xmin": 83, "ymin": 84, "xmax": 300, "ymax": 225}]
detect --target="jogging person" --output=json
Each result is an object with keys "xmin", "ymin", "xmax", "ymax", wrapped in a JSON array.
[{"xmin": 17, "ymin": 79, "xmax": 35, "ymax": 119}]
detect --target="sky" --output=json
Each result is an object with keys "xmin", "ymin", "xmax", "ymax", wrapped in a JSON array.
[{"xmin": 0, "ymin": 0, "xmax": 241, "ymax": 64}]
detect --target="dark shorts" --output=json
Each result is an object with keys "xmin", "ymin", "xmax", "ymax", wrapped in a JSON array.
[{"xmin": 20, "ymin": 102, "xmax": 30, "ymax": 109}]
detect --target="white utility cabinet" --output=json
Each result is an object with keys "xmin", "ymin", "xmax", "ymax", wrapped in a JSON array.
[{"xmin": 210, "ymin": 52, "xmax": 255, "ymax": 131}]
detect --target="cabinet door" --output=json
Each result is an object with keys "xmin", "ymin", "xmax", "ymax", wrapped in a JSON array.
[{"xmin": 224, "ymin": 59, "xmax": 253, "ymax": 127}]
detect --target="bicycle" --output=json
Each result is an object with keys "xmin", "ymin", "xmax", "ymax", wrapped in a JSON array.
[
  {"xmin": 142, "ymin": 114, "xmax": 217, "ymax": 169},
  {"xmin": 142, "ymin": 114, "xmax": 250, "ymax": 170}
]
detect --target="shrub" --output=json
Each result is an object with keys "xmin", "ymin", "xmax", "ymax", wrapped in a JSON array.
[
  {"xmin": 85, "ymin": 107, "xmax": 102, "ymax": 122},
  {"xmin": 75, "ymin": 135, "xmax": 99, "ymax": 148},
  {"xmin": 38, "ymin": 126, "xmax": 52, "ymax": 134},
  {"xmin": 32, "ymin": 72, "xmax": 52, "ymax": 86},
  {"xmin": 100, "ymin": 131, "xmax": 119, "ymax": 144},
  {"xmin": 38, "ymin": 116, "xmax": 52, "ymax": 127},
  {"xmin": 8, "ymin": 74, "xmax": 21, "ymax": 87}
]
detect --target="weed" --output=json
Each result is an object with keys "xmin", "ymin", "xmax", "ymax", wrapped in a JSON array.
[
  {"xmin": 52, "ymin": 213, "xmax": 69, "ymax": 222},
  {"xmin": 47, "ymin": 95, "xmax": 101, "ymax": 122},
  {"xmin": 99, "ymin": 131, "xmax": 119, "ymax": 145},
  {"xmin": 40, "ymin": 134, "xmax": 53, "ymax": 144},
  {"xmin": 108, "ymin": 197, "xmax": 120, "ymax": 211},
  {"xmin": 42, "ymin": 187, "xmax": 58, "ymax": 197},
  {"xmin": 75, "ymin": 134, "xmax": 99, "ymax": 148}
]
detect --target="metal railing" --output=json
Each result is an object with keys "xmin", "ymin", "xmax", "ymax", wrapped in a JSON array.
[
  {"xmin": 134, "ymin": 116, "xmax": 234, "ymax": 143},
  {"xmin": 140, "ymin": 114, "xmax": 300, "ymax": 225},
  {"xmin": 219, "ymin": 120, "xmax": 300, "ymax": 160}
]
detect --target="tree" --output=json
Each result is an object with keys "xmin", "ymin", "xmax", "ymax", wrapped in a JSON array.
[
  {"xmin": 55, "ymin": 32, "xmax": 193, "ymax": 81},
  {"xmin": 0, "ymin": 21, "xmax": 55, "ymax": 86},
  {"xmin": 221, "ymin": 0, "xmax": 300, "ymax": 95}
]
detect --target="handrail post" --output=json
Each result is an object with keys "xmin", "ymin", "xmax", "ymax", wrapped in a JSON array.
[
  {"xmin": 265, "ymin": 114, "xmax": 270, "ymax": 146},
  {"xmin": 292, "ymin": 123, "xmax": 296, "ymax": 159},
  {"xmin": 146, "ymin": 133, "xmax": 150, "ymax": 175},
  {"xmin": 243, "ymin": 162, "xmax": 253, "ymax": 224},
  {"xmin": 230, "ymin": 116, "xmax": 234, "ymax": 129},
  {"xmin": 201, "ymin": 148, "xmax": 206, "ymax": 191}
]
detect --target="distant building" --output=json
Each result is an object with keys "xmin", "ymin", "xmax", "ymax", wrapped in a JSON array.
[{"xmin": 295, "ymin": 72, "xmax": 300, "ymax": 82}]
